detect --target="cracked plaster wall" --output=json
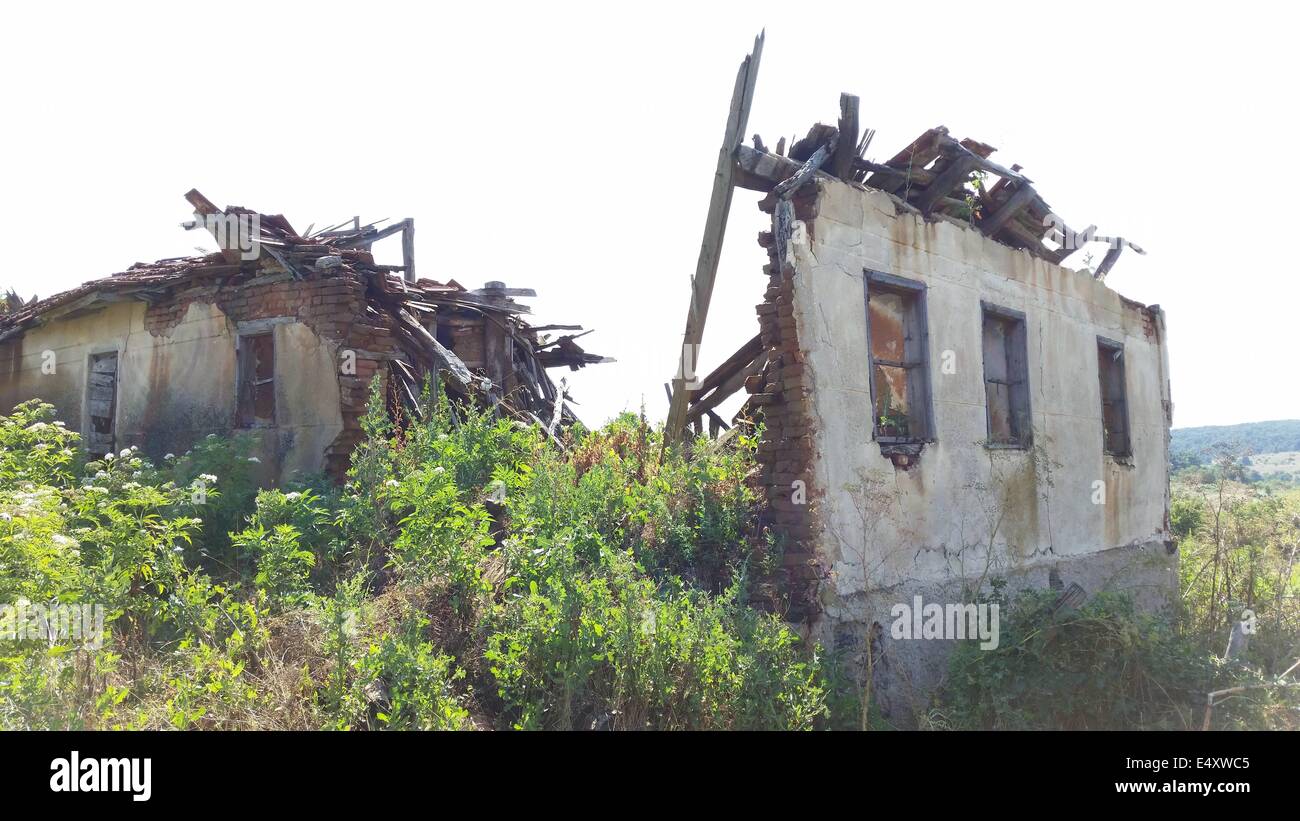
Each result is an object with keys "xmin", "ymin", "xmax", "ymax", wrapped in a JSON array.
[{"xmin": 786, "ymin": 177, "xmax": 1176, "ymax": 716}]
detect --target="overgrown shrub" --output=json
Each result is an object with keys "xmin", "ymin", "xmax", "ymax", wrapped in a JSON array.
[
  {"xmin": 0, "ymin": 388, "xmax": 830, "ymax": 731},
  {"xmin": 936, "ymin": 587, "xmax": 1297, "ymax": 730}
]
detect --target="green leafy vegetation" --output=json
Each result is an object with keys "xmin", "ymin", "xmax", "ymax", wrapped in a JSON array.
[
  {"xmin": 1171, "ymin": 420, "xmax": 1300, "ymax": 486},
  {"xmin": 1172, "ymin": 419, "xmax": 1300, "ymax": 458},
  {"xmin": 0, "ymin": 392, "xmax": 829, "ymax": 730},
  {"xmin": 6, "ymin": 390, "xmax": 1296, "ymax": 730}
]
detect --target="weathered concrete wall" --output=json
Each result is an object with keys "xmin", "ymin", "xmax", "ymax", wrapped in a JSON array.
[
  {"xmin": 0, "ymin": 298, "xmax": 344, "ymax": 484},
  {"xmin": 781, "ymin": 177, "xmax": 1175, "ymax": 721}
]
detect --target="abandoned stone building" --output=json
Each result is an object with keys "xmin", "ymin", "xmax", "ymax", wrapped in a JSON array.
[
  {"xmin": 0, "ymin": 190, "xmax": 606, "ymax": 483},
  {"xmin": 665, "ymin": 35, "xmax": 1175, "ymax": 719}
]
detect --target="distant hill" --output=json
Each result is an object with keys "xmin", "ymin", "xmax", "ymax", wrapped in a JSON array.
[{"xmin": 1171, "ymin": 420, "xmax": 1300, "ymax": 460}]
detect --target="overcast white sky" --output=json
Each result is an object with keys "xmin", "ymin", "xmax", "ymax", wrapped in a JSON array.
[{"xmin": 1, "ymin": 1, "xmax": 1295, "ymax": 429}]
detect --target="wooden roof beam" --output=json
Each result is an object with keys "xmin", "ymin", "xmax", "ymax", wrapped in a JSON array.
[
  {"xmin": 664, "ymin": 31, "xmax": 764, "ymax": 444},
  {"xmin": 830, "ymin": 93, "xmax": 860, "ymax": 181},
  {"xmin": 687, "ymin": 333, "xmax": 763, "ymax": 402},
  {"xmin": 980, "ymin": 181, "xmax": 1039, "ymax": 236},
  {"xmin": 913, "ymin": 153, "xmax": 979, "ymax": 214}
]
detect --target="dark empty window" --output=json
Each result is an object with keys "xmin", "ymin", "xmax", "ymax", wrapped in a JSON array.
[
  {"xmin": 865, "ymin": 270, "xmax": 933, "ymax": 442},
  {"xmin": 1097, "ymin": 337, "xmax": 1130, "ymax": 457},
  {"xmin": 237, "ymin": 332, "xmax": 275, "ymax": 427},
  {"xmin": 981, "ymin": 303, "xmax": 1031, "ymax": 448}
]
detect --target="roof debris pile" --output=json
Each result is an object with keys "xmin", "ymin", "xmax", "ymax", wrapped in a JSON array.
[{"xmin": 736, "ymin": 105, "xmax": 1146, "ymax": 279}]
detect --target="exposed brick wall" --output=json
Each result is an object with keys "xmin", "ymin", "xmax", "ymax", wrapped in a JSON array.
[
  {"xmin": 749, "ymin": 187, "xmax": 823, "ymax": 626},
  {"xmin": 142, "ymin": 268, "xmax": 406, "ymax": 479}
]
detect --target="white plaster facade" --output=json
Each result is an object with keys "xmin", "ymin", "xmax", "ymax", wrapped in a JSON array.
[
  {"xmin": 785, "ymin": 177, "xmax": 1176, "ymax": 715},
  {"xmin": 0, "ymin": 300, "xmax": 344, "ymax": 484}
]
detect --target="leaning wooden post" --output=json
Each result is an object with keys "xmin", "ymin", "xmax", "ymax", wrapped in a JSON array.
[{"xmin": 663, "ymin": 31, "xmax": 764, "ymax": 445}]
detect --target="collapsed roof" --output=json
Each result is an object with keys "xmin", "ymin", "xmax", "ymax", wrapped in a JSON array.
[
  {"xmin": 735, "ymin": 114, "xmax": 1145, "ymax": 279},
  {"xmin": 664, "ymin": 34, "xmax": 1145, "ymax": 442},
  {"xmin": 0, "ymin": 190, "xmax": 609, "ymax": 431}
]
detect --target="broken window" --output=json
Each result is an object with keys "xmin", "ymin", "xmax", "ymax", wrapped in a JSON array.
[
  {"xmin": 981, "ymin": 302, "xmax": 1031, "ymax": 448},
  {"xmin": 1097, "ymin": 337, "xmax": 1130, "ymax": 457},
  {"xmin": 864, "ymin": 270, "xmax": 933, "ymax": 442},
  {"xmin": 85, "ymin": 351, "xmax": 118, "ymax": 456},
  {"xmin": 237, "ymin": 332, "xmax": 275, "ymax": 427}
]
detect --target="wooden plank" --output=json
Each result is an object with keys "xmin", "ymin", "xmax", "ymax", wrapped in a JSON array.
[
  {"xmin": 401, "ymin": 218, "xmax": 416, "ymax": 283},
  {"xmin": 664, "ymin": 32, "xmax": 764, "ymax": 443},
  {"xmin": 773, "ymin": 143, "xmax": 831, "ymax": 200},
  {"xmin": 980, "ymin": 181, "xmax": 1039, "ymax": 236},
  {"xmin": 864, "ymin": 127, "xmax": 949, "ymax": 195},
  {"xmin": 938, "ymin": 137, "xmax": 1032, "ymax": 184},
  {"xmin": 706, "ymin": 409, "xmax": 728, "ymax": 437},
  {"xmin": 184, "ymin": 189, "xmax": 241, "ymax": 265},
  {"xmin": 88, "ymin": 384, "xmax": 114, "ymax": 402},
  {"xmin": 830, "ymin": 93, "xmax": 860, "ymax": 181},
  {"xmin": 686, "ymin": 350, "xmax": 768, "ymax": 424},
  {"xmin": 735, "ymin": 144, "xmax": 817, "ymax": 191},
  {"xmin": 852, "ymin": 159, "xmax": 937, "ymax": 187},
  {"xmin": 913, "ymin": 153, "xmax": 979, "ymax": 214},
  {"xmin": 687, "ymin": 333, "xmax": 763, "ymax": 401},
  {"xmin": 393, "ymin": 307, "xmax": 487, "ymax": 395},
  {"xmin": 547, "ymin": 377, "xmax": 567, "ymax": 436}
]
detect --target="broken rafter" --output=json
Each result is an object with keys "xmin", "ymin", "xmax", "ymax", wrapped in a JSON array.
[
  {"xmin": 184, "ymin": 189, "xmax": 240, "ymax": 266},
  {"xmin": 865, "ymin": 127, "xmax": 949, "ymax": 195},
  {"xmin": 937, "ymin": 136, "xmax": 1031, "ymax": 185},
  {"xmin": 664, "ymin": 31, "xmax": 764, "ymax": 445},
  {"xmin": 980, "ymin": 181, "xmax": 1039, "ymax": 235},
  {"xmin": 913, "ymin": 153, "xmax": 980, "ymax": 215},
  {"xmin": 734, "ymin": 144, "xmax": 823, "ymax": 192},
  {"xmin": 829, "ymin": 93, "xmax": 860, "ymax": 181},
  {"xmin": 773, "ymin": 143, "xmax": 832, "ymax": 201},
  {"xmin": 687, "ymin": 333, "xmax": 763, "ymax": 402},
  {"xmin": 685, "ymin": 350, "xmax": 768, "ymax": 426}
]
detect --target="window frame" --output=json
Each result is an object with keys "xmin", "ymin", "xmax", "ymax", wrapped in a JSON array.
[
  {"xmin": 236, "ymin": 331, "xmax": 276, "ymax": 429},
  {"xmin": 1096, "ymin": 335, "xmax": 1131, "ymax": 459},
  {"xmin": 863, "ymin": 269, "xmax": 934, "ymax": 444},
  {"xmin": 980, "ymin": 301, "xmax": 1033, "ymax": 450},
  {"xmin": 83, "ymin": 348, "xmax": 120, "ymax": 456}
]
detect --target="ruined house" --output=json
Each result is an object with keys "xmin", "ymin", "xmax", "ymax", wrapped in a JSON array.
[
  {"xmin": 665, "ymin": 35, "xmax": 1175, "ymax": 718},
  {"xmin": 0, "ymin": 190, "xmax": 606, "ymax": 482}
]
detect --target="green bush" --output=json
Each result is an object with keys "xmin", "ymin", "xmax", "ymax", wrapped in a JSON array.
[
  {"xmin": 485, "ymin": 547, "xmax": 826, "ymax": 730},
  {"xmin": 0, "ymin": 387, "xmax": 831, "ymax": 731},
  {"xmin": 937, "ymin": 588, "xmax": 1295, "ymax": 730}
]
